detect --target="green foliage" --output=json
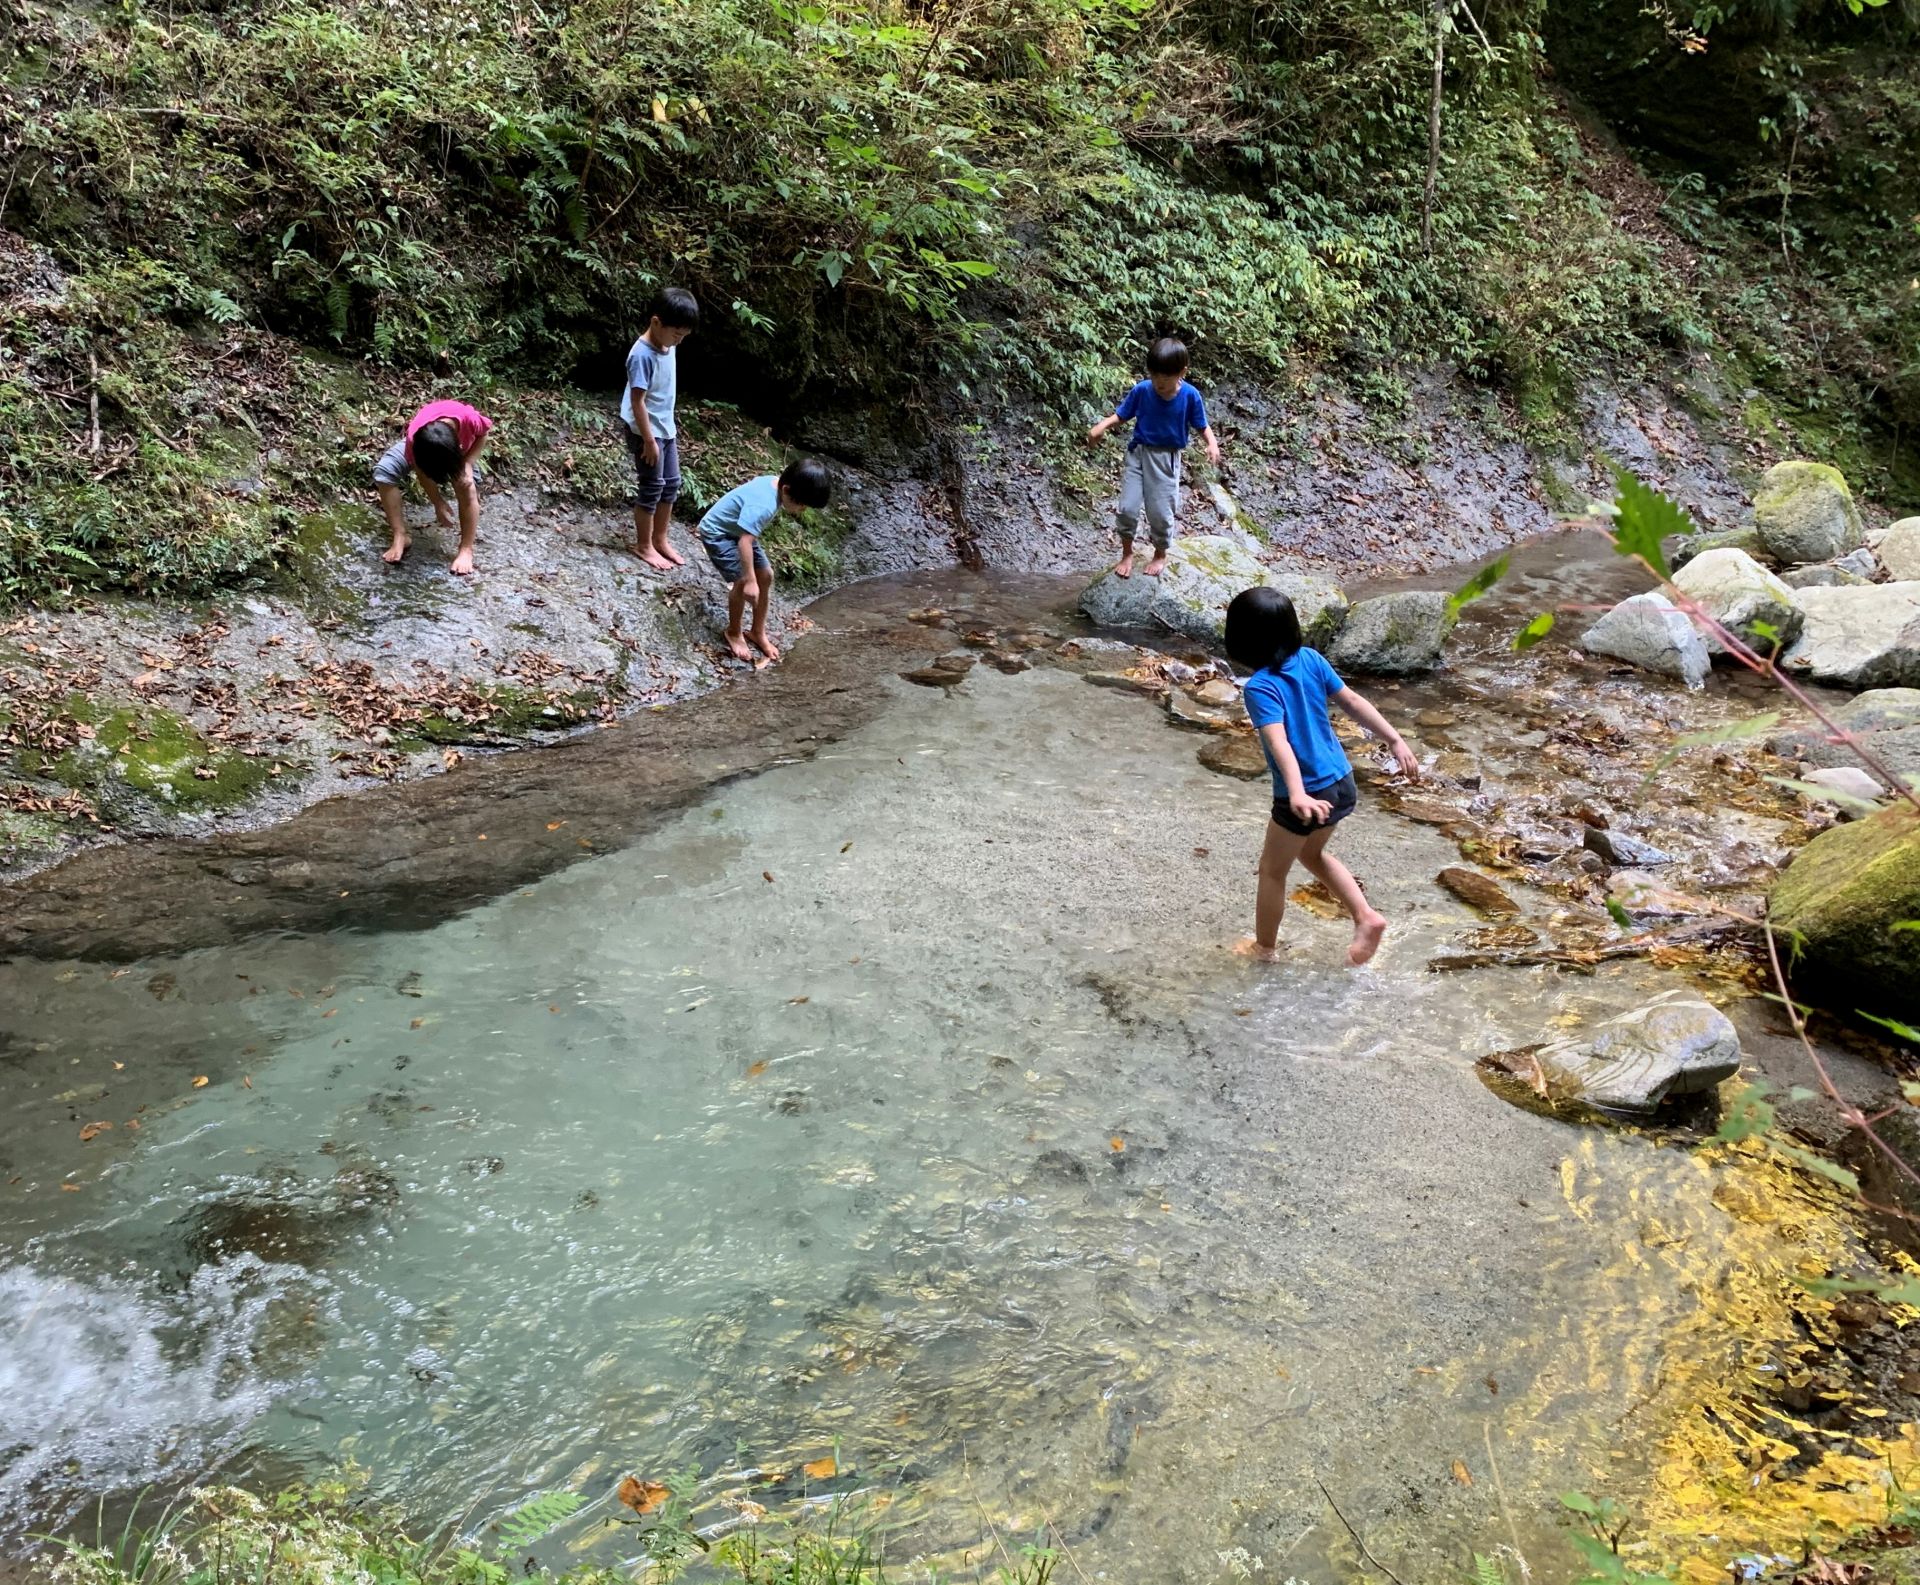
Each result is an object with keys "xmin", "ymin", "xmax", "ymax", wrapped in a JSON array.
[
  {"xmin": 1512, "ymin": 611, "xmax": 1556, "ymax": 651},
  {"xmin": 492, "ymin": 1493, "xmax": 584, "ymax": 1553},
  {"xmin": 1645, "ymin": 711, "xmax": 1782, "ymax": 782},
  {"xmin": 1605, "ymin": 466, "xmax": 1698, "ymax": 580},
  {"xmin": 1558, "ymin": 1492, "xmax": 1675, "ymax": 1585},
  {"xmin": 1446, "ymin": 553, "xmax": 1508, "ymax": 618}
]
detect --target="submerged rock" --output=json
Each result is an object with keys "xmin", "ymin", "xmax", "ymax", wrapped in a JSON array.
[
  {"xmin": 1670, "ymin": 547, "xmax": 1804, "ymax": 655},
  {"xmin": 1583, "ymin": 826, "xmax": 1675, "ymax": 867},
  {"xmin": 1079, "ymin": 533, "xmax": 1270, "ymax": 644},
  {"xmin": 1780, "ymin": 583, "xmax": 1920, "ymax": 689},
  {"xmin": 1770, "ymin": 688, "xmax": 1920, "ymax": 790},
  {"xmin": 1198, "ymin": 735, "xmax": 1268, "ymax": 780},
  {"xmin": 1880, "ymin": 519, "xmax": 1920, "ymax": 582},
  {"xmin": 1753, "ymin": 460, "xmax": 1866, "ymax": 565},
  {"xmin": 1436, "ymin": 866, "xmax": 1520, "ymax": 917},
  {"xmin": 1580, "ymin": 592, "xmax": 1711, "ymax": 689},
  {"xmin": 1497, "ymin": 994, "xmax": 1744, "ymax": 1115},
  {"xmin": 1327, "ymin": 590, "xmax": 1455, "ymax": 674},
  {"xmin": 1769, "ymin": 808, "xmax": 1920, "ymax": 1022}
]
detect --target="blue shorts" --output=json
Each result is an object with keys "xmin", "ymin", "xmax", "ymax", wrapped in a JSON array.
[
  {"xmin": 1270, "ymin": 773, "xmax": 1358, "ymax": 836},
  {"xmin": 623, "ymin": 427, "xmax": 680, "ymax": 510},
  {"xmin": 702, "ymin": 533, "xmax": 770, "ymax": 584}
]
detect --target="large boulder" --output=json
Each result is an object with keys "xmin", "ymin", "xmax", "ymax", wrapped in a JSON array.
[
  {"xmin": 1079, "ymin": 533, "xmax": 1271, "ymax": 644},
  {"xmin": 1327, "ymin": 590, "xmax": 1456, "ymax": 674},
  {"xmin": 1671, "ymin": 525, "xmax": 1764, "ymax": 570},
  {"xmin": 1670, "ymin": 547, "xmax": 1804, "ymax": 655},
  {"xmin": 1770, "ymin": 807, "xmax": 1920, "ymax": 1023},
  {"xmin": 1880, "ymin": 519, "xmax": 1920, "ymax": 582},
  {"xmin": 1770, "ymin": 688, "xmax": 1920, "ymax": 791},
  {"xmin": 1753, "ymin": 461, "xmax": 1866, "ymax": 565},
  {"xmin": 1528, "ymin": 994, "xmax": 1743, "ymax": 1114},
  {"xmin": 1268, "ymin": 564, "xmax": 1351, "ymax": 650},
  {"xmin": 1580, "ymin": 592, "xmax": 1711, "ymax": 689},
  {"xmin": 1780, "ymin": 583, "xmax": 1920, "ymax": 690}
]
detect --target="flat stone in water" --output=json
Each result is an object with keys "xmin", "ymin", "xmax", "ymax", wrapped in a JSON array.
[{"xmin": 1198, "ymin": 735, "xmax": 1267, "ymax": 780}]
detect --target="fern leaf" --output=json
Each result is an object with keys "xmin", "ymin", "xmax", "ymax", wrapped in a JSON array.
[{"xmin": 495, "ymin": 1491, "xmax": 583, "ymax": 1550}]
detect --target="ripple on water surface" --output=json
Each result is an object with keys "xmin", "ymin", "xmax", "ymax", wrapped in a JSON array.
[{"xmin": 0, "ymin": 660, "xmax": 1869, "ymax": 1579}]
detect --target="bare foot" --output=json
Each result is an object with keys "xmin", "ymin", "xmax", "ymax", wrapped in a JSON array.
[
  {"xmin": 1143, "ymin": 553, "xmax": 1168, "ymax": 577},
  {"xmin": 724, "ymin": 632, "xmax": 754, "ymax": 663},
  {"xmin": 637, "ymin": 545, "xmax": 673, "ymax": 571},
  {"xmin": 449, "ymin": 547, "xmax": 475, "ymax": 576},
  {"xmin": 749, "ymin": 630, "xmax": 781, "ymax": 662},
  {"xmin": 656, "ymin": 539, "xmax": 686, "ymax": 567},
  {"xmin": 1346, "ymin": 911, "xmax": 1388, "ymax": 967},
  {"xmin": 1233, "ymin": 937, "xmax": 1286, "ymax": 963},
  {"xmin": 382, "ymin": 534, "xmax": 410, "ymax": 565},
  {"xmin": 1112, "ymin": 551, "xmax": 1134, "ymax": 579}
]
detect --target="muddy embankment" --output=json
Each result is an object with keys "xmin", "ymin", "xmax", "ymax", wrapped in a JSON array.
[{"xmin": 0, "ymin": 361, "xmax": 1760, "ymax": 889}]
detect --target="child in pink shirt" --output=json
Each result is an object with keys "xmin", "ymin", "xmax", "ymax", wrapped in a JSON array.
[{"xmin": 372, "ymin": 400, "xmax": 493, "ymax": 575}]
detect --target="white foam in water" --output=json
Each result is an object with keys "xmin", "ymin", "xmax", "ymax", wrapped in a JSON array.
[{"xmin": 0, "ymin": 1256, "xmax": 312, "ymax": 1536}]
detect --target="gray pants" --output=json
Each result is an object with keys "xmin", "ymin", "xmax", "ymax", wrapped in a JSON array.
[{"xmin": 1115, "ymin": 446, "xmax": 1182, "ymax": 549}]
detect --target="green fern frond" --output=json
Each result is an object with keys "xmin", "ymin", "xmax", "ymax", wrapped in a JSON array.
[{"xmin": 494, "ymin": 1491, "xmax": 583, "ymax": 1551}]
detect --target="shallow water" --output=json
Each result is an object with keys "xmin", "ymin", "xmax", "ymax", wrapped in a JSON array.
[{"xmin": 0, "ymin": 559, "xmax": 1868, "ymax": 1581}]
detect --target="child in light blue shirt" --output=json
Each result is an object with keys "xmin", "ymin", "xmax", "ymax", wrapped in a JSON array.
[
  {"xmin": 697, "ymin": 458, "xmax": 832, "ymax": 664},
  {"xmin": 620, "ymin": 287, "xmax": 698, "ymax": 571},
  {"xmin": 1225, "ymin": 586, "xmax": 1419, "ymax": 966}
]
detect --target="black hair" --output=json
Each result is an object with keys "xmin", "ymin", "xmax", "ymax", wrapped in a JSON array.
[
  {"xmin": 412, "ymin": 419, "xmax": 462, "ymax": 486},
  {"xmin": 779, "ymin": 456, "xmax": 832, "ymax": 510},
  {"xmin": 1224, "ymin": 586, "xmax": 1304, "ymax": 673},
  {"xmin": 1145, "ymin": 337, "xmax": 1190, "ymax": 377},
  {"xmin": 650, "ymin": 287, "xmax": 700, "ymax": 330}
]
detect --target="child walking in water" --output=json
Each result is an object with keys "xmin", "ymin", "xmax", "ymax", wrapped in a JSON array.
[
  {"xmin": 1085, "ymin": 337, "xmax": 1221, "ymax": 579},
  {"xmin": 1223, "ymin": 586, "xmax": 1419, "ymax": 966}
]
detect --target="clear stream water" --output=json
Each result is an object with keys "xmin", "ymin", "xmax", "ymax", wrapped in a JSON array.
[{"xmin": 0, "ymin": 562, "xmax": 1858, "ymax": 1581}]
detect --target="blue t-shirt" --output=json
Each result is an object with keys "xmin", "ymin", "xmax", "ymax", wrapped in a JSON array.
[
  {"xmin": 619, "ymin": 336, "xmax": 678, "ymax": 439},
  {"xmin": 699, "ymin": 475, "xmax": 780, "ymax": 542},
  {"xmin": 1242, "ymin": 648, "xmax": 1351, "ymax": 796},
  {"xmin": 1114, "ymin": 380, "xmax": 1209, "ymax": 450}
]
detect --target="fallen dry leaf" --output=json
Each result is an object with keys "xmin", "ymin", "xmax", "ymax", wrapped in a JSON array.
[
  {"xmin": 616, "ymin": 1476, "xmax": 669, "ymax": 1516},
  {"xmin": 1110, "ymin": 1136, "xmax": 1126, "ymax": 1153},
  {"xmin": 79, "ymin": 1121, "xmax": 112, "ymax": 1142},
  {"xmin": 1450, "ymin": 1459, "xmax": 1473, "ymax": 1487},
  {"xmin": 803, "ymin": 1456, "xmax": 837, "ymax": 1480},
  {"xmin": 762, "ymin": 870, "xmax": 774, "ymax": 883},
  {"xmin": 840, "ymin": 841, "xmax": 853, "ymax": 853},
  {"xmin": 112, "ymin": 1061, "xmax": 125, "ymax": 1070},
  {"xmin": 747, "ymin": 1060, "xmax": 770, "ymax": 1078},
  {"xmin": 547, "ymin": 820, "xmax": 566, "ymax": 831},
  {"xmin": 410, "ymin": 1018, "xmax": 425, "ymax": 1030},
  {"xmin": 191, "ymin": 1075, "xmax": 209, "ymax": 1088},
  {"xmin": 789, "ymin": 995, "xmax": 810, "ymax": 1005},
  {"xmin": 243, "ymin": 1075, "xmax": 253, "ymax": 1089},
  {"xmin": 548, "ymin": 1004, "xmax": 560, "ymax": 1014},
  {"xmin": 61, "ymin": 1182, "xmax": 82, "ymax": 1192}
]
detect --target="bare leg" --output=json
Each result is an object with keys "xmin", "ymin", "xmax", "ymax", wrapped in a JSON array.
[
  {"xmin": 1113, "ymin": 534, "xmax": 1136, "ymax": 579},
  {"xmin": 724, "ymin": 579, "xmax": 754, "ymax": 662},
  {"xmin": 1248, "ymin": 820, "xmax": 1309, "ymax": 959},
  {"xmin": 651, "ymin": 500, "xmax": 684, "ymax": 566},
  {"xmin": 1299, "ymin": 826, "xmax": 1388, "ymax": 965},
  {"xmin": 377, "ymin": 484, "xmax": 410, "ymax": 564},
  {"xmin": 634, "ymin": 503, "xmax": 673, "ymax": 570},
  {"xmin": 748, "ymin": 560, "xmax": 779, "ymax": 661}
]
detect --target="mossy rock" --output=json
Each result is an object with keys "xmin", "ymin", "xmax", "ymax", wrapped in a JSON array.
[
  {"xmin": 27, "ymin": 697, "xmax": 277, "ymax": 812},
  {"xmin": 0, "ymin": 806, "xmax": 70, "ymax": 865},
  {"xmin": 1753, "ymin": 459, "xmax": 1866, "ymax": 566},
  {"xmin": 1769, "ymin": 806, "xmax": 1920, "ymax": 1023},
  {"xmin": 411, "ymin": 685, "xmax": 598, "ymax": 745}
]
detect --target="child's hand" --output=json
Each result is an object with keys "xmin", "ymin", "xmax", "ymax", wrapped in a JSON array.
[
  {"xmin": 1289, "ymin": 791, "xmax": 1334, "ymax": 825},
  {"xmin": 1206, "ymin": 439, "xmax": 1223, "ymax": 467},
  {"xmin": 1085, "ymin": 424, "xmax": 1104, "ymax": 447},
  {"xmin": 435, "ymin": 502, "xmax": 457, "ymax": 530},
  {"xmin": 1387, "ymin": 736, "xmax": 1420, "ymax": 778},
  {"xmin": 641, "ymin": 435, "xmax": 660, "ymax": 467}
]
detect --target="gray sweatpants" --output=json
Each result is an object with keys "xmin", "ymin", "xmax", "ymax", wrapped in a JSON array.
[{"xmin": 1115, "ymin": 445, "xmax": 1182, "ymax": 549}]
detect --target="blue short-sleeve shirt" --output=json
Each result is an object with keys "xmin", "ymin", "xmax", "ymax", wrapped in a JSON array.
[
  {"xmin": 1114, "ymin": 380, "xmax": 1209, "ymax": 450},
  {"xmin": 1242, "ymin": 647, "xmax": 1351, "ymax": 795},
  {"xmin": 619, "ymin": 337, "xmax": 678, "ymax": 439},
  {"xmin": 698, "ymin": 475, "xmax": 781, "ymax": 542}
]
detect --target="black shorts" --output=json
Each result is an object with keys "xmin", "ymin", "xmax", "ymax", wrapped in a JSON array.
[{"xmin": 1270, "ymin": 773, "xmax": 1358, "ymax": 836}]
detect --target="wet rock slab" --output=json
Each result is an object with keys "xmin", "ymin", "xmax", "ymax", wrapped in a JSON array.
[{"xmin": 1482, "ymin": 993, "xmax": 1743, "ymax": 1116}]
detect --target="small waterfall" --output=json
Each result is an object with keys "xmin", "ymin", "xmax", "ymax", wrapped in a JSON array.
[{"xmin": 0, "ymin": 1256, "xmax": 314, "ymax": 1539}]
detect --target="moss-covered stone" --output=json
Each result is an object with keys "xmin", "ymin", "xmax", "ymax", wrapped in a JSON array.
[
  {"xmin": 30, "ymin": 696, "xmax": 276, "ymax": 810},
  {"xmin": 1769, "ymin": 806, "xmax": 1920, "ymax": 1023},
  {"xmin": 412, "ymin": 685, "xmax": 598, "ymax": 745},
  {"xmin": 1753, "ymin": 459, "xmax": 1866, "ymax": 566},
  {"xmin": 0, "ymin": 806, "xmax": 69, "ymax": 864}
]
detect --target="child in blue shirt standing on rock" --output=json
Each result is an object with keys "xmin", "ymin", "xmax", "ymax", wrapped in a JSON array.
[
  {"xmin": 697, "ymin": 458, "xmax": 833, "ymax": 664},
  {"xmin": 621, "ymin": 287, "xmax": 699, "ymax": 571},
  {"xmin": 1224, "ymin": 586, "xmax": 1419, "ymax": 967},
  {"xmin": 1086, "ymin": 337, "xmax": 1222, "ymax": 579}
]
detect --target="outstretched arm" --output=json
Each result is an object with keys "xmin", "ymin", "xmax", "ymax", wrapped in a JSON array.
[
  {"xmin": 1332, "ymin": 686, "xmax": 1419, "ymax": 777},
  {"xmin": 1259, "ymin": 721, "xmax": 1333, "ymax": 824},
  {"xmin": 1197, "ymin": 423, "xmax": 1221, "ymax": 466},
  {"xmin": 1087, "ymin": 413, "xmax": 1123, "ymax": 445}
]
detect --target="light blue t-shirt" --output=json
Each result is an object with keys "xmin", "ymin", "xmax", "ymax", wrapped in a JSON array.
[
  {"xmin": 1242, "ymin": 648, "xmax": 1351, "ymax": 795},
  {"xmin": 619, "ymin": 336, "xmax": 678, "ymax": 439},
  {"xmin": 699, "ymin": 475, "xmax": 780, "ymax": 543},
  {"xmin": 1114, "ymin": 379, "xmax": 1209, "ymax": 450}
]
